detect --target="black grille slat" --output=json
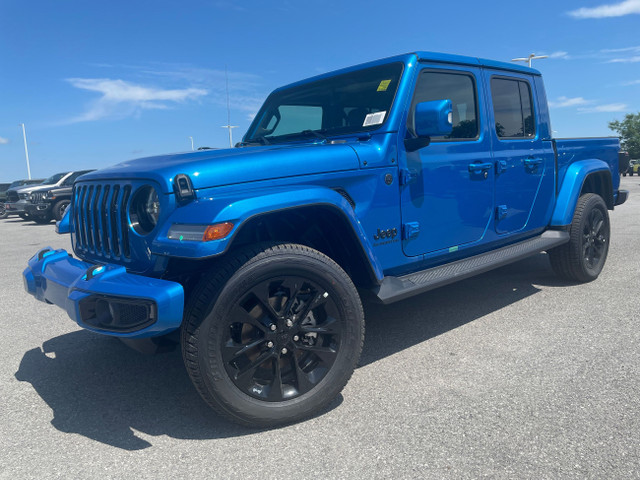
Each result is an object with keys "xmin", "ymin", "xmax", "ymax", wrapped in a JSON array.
[
  {"xmin": 120, "ymin": 186, "xmax": 132, "ymax": 258},
  {"xmin": 110, "ymin": 185, "xmax": 121, "ymax": 257},
  {"xmin": 100, "ymin": 185, "xmax": 111, "ymax": 256},
  {"xmin": 92, "ymin": 186, "xmax": 102, "ymax": 253},
  {"xmin": 79, "ymin": 186, "xmax": 88, "ymax": 248},
  {"xmin": 86, "ymin": 186, "xmax": 95, "ymax": 250}
]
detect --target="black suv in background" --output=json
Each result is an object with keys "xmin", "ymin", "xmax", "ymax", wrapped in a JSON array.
[
  {"xmin": 25, "ymin": 170, "xmax": 95, "ymax": 223},
  {"xmin": 0, "ymin": 179, "xmax": 45, "ymax": 219}
]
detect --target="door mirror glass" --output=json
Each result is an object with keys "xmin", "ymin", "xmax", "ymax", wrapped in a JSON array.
[{"xmin": 414, "ymin": 100, "xmax": 453, "ymax": 137}]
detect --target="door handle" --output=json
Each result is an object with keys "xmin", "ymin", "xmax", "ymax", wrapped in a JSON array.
[
  {"xmin": 468, "ymin": 162, "xmax": 493, "ymax": 173},
  {"xmin": 524, "ymin": 158, "xmax": 543, "ymax": 167}
]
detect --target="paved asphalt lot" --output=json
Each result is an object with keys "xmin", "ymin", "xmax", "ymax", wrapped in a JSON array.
[{"xmin": 1, "ymin": 176, "xmax": 639, "ymax": 479}]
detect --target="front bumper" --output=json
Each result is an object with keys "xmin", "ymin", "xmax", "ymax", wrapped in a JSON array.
[
  {"xmin": 23, "ymin": 248, "xmax": 184, "ymax": 338},
  {"xmin": 615, "ymin": 189, "xmax": 629, "ymax": 206},
  {"xmin": 24, "ymin": 203, "xmax": 52, "ymax": 216},
  {"xmin": 5, "ymin": 201, "xmax": 26, "ymax": 213}
]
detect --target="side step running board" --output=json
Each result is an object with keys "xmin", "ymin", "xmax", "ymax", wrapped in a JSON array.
[{"xmin": 374, "ymin": 230, "xmax": 569, "ymax": 304}]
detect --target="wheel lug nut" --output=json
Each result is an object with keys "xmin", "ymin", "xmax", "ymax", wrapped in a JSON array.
[
  {"xmin": 293, "ymin": 335, "xmax": 299, "ymax": 341},
  {"xmin": 270, "ymin": 324, "xmax": 277, "ymax": 331},
  {"xmin": 285, "ymin": 319, "xmax": 293, "ymax": 327},
  {"xmin": 266, "ymin": 341, "xmax": 274, "ymax": 348},
  {"xmin": 281, "ymin": 347, "xmax": 288, "ymax": 354}
]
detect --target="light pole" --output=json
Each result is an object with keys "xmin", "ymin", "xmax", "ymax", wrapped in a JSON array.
[
  {"xmin": 511, "ymin": 53, "xmax": 548, "ymax": 68},
  {"xmin": 221, "ymin": 65, "xmax": 238, "ymax": 148},
  {"xmin": 188, "ymin": 136, "xmax": 194, "ymax": 151},
  {"xmin": 221, "ymin": 124, "xmax": 238, "ymax": 148},
  {"xmin": 18, "ymin": 123, "xmax": 32, "ymax": 179}
]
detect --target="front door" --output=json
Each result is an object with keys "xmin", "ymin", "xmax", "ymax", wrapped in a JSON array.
[{"xmin": 400, "ymin": 66, "xmax": 494, "ymax": 257}]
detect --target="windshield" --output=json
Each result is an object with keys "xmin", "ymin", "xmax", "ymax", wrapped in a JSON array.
[
  {"xmin": 41, "ymin": 172, "xmax": 69, "ymax": 185},
  {"xmin": 245, "ymin": 62, "xmax": 403, "ymax": 145}
]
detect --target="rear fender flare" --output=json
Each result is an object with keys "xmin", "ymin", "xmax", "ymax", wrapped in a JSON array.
[{"xmin": 551, "ymin": 159, "xmax": 612, "ymax": 226}]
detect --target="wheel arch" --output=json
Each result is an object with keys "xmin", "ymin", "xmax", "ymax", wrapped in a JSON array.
[
  {"xmin": 551, "ymin": 159, "xmax": 613, "ymax": 226},
  {"xmin": 229, "ymin": 204, "xmax": 381, "ymax": 288}
]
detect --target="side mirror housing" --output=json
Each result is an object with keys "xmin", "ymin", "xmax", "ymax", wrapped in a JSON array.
[{"xmin": 414, "ymin": 99, "xmax": 453, "ymax": 137}]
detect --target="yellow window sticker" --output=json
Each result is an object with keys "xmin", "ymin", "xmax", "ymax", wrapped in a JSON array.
[{"xmin": 377, "ymin": 80, "xmax": 391, "ymax": 92}]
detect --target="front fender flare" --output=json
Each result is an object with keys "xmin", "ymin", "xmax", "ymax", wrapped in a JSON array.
[
  {"xmin": 551, "ymin": 159, "xmax": 612, "ymax": 226},
  {"xmin": 151, "ymin": 186, "xmax": 383, "ymax": 280}
]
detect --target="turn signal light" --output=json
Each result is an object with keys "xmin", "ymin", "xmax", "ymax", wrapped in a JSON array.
[{"xmin": 203, "ymin": 222, "xmax": 234, "ymax": 241}]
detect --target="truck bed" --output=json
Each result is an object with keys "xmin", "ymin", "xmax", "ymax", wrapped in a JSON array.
[{"xmin": 555, "ymin": 137, "xmax": 621, "ymax": 193}]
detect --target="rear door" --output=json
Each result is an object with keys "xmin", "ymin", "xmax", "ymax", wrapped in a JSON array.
[{"xmin": 484, "ymin": 72, "xmax": 555, "ymax": 234}]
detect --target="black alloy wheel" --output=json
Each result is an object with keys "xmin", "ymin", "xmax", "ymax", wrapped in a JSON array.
[
  {"xmin": 582, "ymin": 205, "xmax": 607, "ymax": 271},
  {"xmin": 549, "ymin": 193, "xmax": 610, "ymax": 282},
  {"xmin": 0, "ymin": 203, "xmax": 6, "ymax": 219},
  {"xmin": 181, "ymin": 243, "xmax": 364, "ymax": 427},
  {"xmin": 222, "ymin": 276, "xmax": 342, "ymax": 402}
]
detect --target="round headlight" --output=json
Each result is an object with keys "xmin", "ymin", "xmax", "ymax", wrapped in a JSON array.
[{"xmin": 130, "ymin": 186, "xmax": 160, "ymax": 235}]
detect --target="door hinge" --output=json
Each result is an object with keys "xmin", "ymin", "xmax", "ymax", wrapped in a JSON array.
[
  {"xmin": 402, "ymin": 222, "xmax": 420, "ymax": 240},
  {"xmin": 400, "ymin": 168, "xmax": 418, "ymax": 185},
  {"xmin": 496, "ymin": 205, "xmax": 508, "ymax": 220},
  {"xmin": 496, "ymin": 160, "xmax": 507, "ymax": 175}
]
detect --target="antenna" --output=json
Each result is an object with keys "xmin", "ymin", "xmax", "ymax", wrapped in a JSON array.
[{"xmin": 221, "ymin": 66, "xmax": 238, "ymax": 148}]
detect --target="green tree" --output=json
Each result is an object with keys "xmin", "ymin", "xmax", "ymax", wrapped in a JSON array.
[{"xmin": 609, "ymin": 112, "xmax": 640, "ymax": 159}]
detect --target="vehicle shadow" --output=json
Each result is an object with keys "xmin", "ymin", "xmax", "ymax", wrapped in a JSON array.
[
  {"xmin": 360, "ymin": 253, "xmax": 571, "ymax": 366},
  {"xmin": 14, "ymin": 253, "xmax": 568, "ymax": 449}
]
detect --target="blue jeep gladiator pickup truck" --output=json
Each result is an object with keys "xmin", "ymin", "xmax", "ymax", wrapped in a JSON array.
[{"xmin": 24, "ymin": 51, "xmax": 628, "ymax": 426}]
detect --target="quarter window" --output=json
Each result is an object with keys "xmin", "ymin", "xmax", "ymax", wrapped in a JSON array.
[
  {"xmin": 490, "ymin": 77, "xmax": 535, "ymax": 138},
  {"xmin": 410, "ymin": 71, "xmax": 479, "ymax": 140}
]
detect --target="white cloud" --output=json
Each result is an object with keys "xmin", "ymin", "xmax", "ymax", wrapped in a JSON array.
[
  {"xmin": 600, "ymin": 45, "xmax": 640, "ymax": 53},
  {"xmin": 548, "ymin": 96, "xmax": 593, "ymax": 108},
  {"xmin": 578, "ymin": 103, "xmax": 628, "ymax": 113},
  {"xmin": 607, "ymin": 56, "xmax": 640, "ymax": 63},
  {"xmin": 0, "ymin": 137, "xmax": 8, "ymax": 144},
  {"xmin": 548, "ymin": 51, "xmax": 570, "ymax": 59},
  {"xmin": 622, "ymin": 79, "xmax": 640, "ymax": 85},
  {"xmin": 568, "ymin": 0, "xmax": 640, "ymax": 18},
  {"xmin": 65, "ymin": 78, "xmax": 208, "ymax": 123}
]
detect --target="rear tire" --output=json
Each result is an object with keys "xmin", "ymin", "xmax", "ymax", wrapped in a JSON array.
[
  {"xmin": 181, "ymin": 243, "xmax": 364, "ymax": 427},
  {"xmin": 548, "ymin": 193, "xmax": 610, "ymax": 282}
]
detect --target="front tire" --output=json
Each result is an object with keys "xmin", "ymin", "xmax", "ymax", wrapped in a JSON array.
[
  {"xmin": 181, "ymin": 243, "xmax": 365, "ymax": 427},
  {"xmin": 52, "ymin": 200, "xmax": 70, "ymax": 221},
  {"xmin": 549, "ymin": 193, "xmax": 610, "ymax": 282},
  {"xmin": 0, "ymin": 204, "xmax": 6, "ymax": 219},
  {"xmin": 31, "ymin": 214, "xmax": 52, "ymax": 224}
]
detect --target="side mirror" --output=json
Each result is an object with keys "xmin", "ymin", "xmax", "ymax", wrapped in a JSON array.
[{"xmin": 415, "ymin": 99, "xmax": 453, "ymax": 137}]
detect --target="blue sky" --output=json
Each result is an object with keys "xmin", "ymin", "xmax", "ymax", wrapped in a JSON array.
[{"xmin": 1, "ymin": 0, "xmax": 639, "ymax": 182}]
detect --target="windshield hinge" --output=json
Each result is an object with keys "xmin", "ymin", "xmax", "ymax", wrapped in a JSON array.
[{"xmin": 400, "ymin": 169, "xmax": 418, "ymax": 185}]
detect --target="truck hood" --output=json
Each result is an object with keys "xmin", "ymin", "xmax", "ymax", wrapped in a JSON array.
[{"xmin": 79, "ymin": 143, "xmax": 360, "ymax": 193}]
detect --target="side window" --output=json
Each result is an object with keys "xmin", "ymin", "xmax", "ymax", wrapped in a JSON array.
[
  {"xmin": 410, "ymin": 71, "xmax": 478, "ymax": 141},
  {"xmin": 490, "ymin": 77, "xmax": 535, "ymax": 139}
]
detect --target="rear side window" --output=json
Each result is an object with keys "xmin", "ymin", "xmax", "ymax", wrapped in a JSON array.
[
  {"xmin": 410, "ymin": 70, "xmax": 478, "ymax": 141},
  {"xmin": 490, "ymin": 77, "xmax": 535, "ymax": 138}
]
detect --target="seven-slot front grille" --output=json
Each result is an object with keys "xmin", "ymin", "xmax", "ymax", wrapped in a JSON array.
[
  {"xmin": 30, "ymin": 192, "xmax": 46, "ymax": 203},
  {"xmin": 73, "ymin": 183, "xmax": 132, "ymax": 259}
]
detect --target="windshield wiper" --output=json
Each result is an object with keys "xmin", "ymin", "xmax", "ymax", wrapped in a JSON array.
[
  {"xmin": 300, "ymin": 129, "xmax": 328, "ymax": 142},
  {"xmin": 238, "ymin": 136, "xmax": 271, "ymax": 147}
]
